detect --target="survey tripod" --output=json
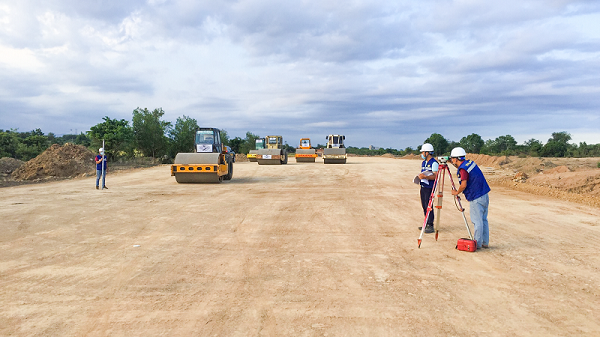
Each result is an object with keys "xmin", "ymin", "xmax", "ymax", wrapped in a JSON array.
[{"xmin": 418, "ymin": 156, "xmax": 473, "ymax": 248}]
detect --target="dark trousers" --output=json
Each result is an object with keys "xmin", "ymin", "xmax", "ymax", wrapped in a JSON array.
[{"xmin": 420, "ymin": 187, "xmax": 434, "ymax": 225}]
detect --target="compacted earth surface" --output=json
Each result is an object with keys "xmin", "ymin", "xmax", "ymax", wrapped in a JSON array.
[{"xmin": 1, "ymin": 156, "xmax": 599, "ymax": 336}]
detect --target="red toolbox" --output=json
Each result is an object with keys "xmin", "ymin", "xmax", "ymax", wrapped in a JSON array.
[{"xmin": 456, "ymin": 238, "xmax": 477, "ymax": 252}]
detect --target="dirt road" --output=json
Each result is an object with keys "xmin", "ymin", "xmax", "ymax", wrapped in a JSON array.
[{"xmin": 1, "ymin": 157, "xmax": 599, "ymax": 336}]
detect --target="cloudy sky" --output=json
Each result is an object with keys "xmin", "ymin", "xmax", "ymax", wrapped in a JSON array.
[{"xmin": 1, "ymin": 0, "xmax": 599, "ymax": 149}]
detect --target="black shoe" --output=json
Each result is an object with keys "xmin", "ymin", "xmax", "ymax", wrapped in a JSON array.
[
  {"xmin": 102, "ymin": 186, "xmax": 108, "ymax": 189},
  {"xmin": 418, "ymin": 225, "xmax": 435, "ymax": 233},
  {"xmin": 96, "ymin": 186, "xmax": 99, "ymax": 190}
]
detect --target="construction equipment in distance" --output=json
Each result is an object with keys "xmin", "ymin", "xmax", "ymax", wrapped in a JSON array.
[
  {"xmin": 247, "ymin": 138, "xmax": 265, "ymax": 162},
  {"xmin": 257, "ymin": 135, "xmax": 288, "ymax": 165},
  {"xmin": 295, "ymin": 138, "xmax": 317, "ymax": 162},
  {"xmin": 323, "ymin": 134, "xmax": 347, "ymax": 164},
  {"xmin": 170, "ymin": 128, "xmax": 233, "ymax": 183}
]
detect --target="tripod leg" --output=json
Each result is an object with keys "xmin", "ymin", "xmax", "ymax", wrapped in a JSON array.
[
  {"xmin": 433, "ymin": 164, "xmax": 447, "ymax": 241},
  {"xmin": 418, "ymin": 178, "xmax": 438, "ymax": 248},
  {"xmin": 447, "ymin": 169, "xmax": 475, "ymax": 241}
]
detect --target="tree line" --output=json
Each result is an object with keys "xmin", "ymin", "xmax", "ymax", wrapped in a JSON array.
[
  {"xmin": 346, "ymin": 132, "xmax": 600, "ymax": 158},
  {"xmin": 1, "ymin": 108, "xmax": 599, "ymax": 162}
]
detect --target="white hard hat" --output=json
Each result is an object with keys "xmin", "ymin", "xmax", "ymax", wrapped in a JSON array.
[
  {"xmin": 99, "ymin": 148, "xmax": 104, "ymax": 153},
  {"xmin": 451, "ymin": 147, "xmax": 467, "ymax": 158},
  {"xmin": 420, "ymin": 143, "xmax": 434, "ymax": 152}
]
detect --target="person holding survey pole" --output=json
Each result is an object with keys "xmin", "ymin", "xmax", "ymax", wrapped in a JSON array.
[
  {"xmin": 95, "ymin": 147, "xmax": 108, "ymax": 190},
  {"xmin": 416, "ymin": 143, "xmax": 438, "ymax": 233}
]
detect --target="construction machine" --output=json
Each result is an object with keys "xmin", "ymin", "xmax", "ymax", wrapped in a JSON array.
[
  {"xmin": 323, "ymin": 134, "xmax": 347, "ymax": 164},
  {"xmin": 295, "ymin": 138, "xmax": 317, "ymax": 163},
  {"xmin": 256, "ymin": 135, "xmax": 288, "ymax": 165},
  {"xmin": 247, "ymin": 138, "xmax": 265, "ymax": 162},
  {"xmin": 170, "ymin": 128, "xmax": 233, "ymax": 183}
]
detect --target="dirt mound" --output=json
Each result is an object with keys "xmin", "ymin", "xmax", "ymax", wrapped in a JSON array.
[
  {"xmin": 381, "ymin": 153, "xmax": 395, "ymax": 158},
  {"xmin": 0, "ymin": 157, "xmax": 25, "ymax": 175},
  {"xmin": 401, "ymin": 154, "xmax": 421, "ymax": 160},
  {"xmin": 466, "ymin": 154, "xmax": 510, "ymax": 168},
  {"xmin": 236, "ymin": 154, "xmax": 249, "ymax": 162},
  {"xmin": 544, "ymin": 165, "xmax": 571, "ymax": 174},
  {"xmin": 12, "ymin": 144, "xmax": 96, "ymax": 181}
]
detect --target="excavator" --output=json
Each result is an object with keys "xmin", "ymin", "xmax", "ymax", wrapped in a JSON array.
[
  {"xmin": 323, "ymin": 134, "xmax": 347, "ymax": 164},
  {"xmin": 256, "ymin": 135, "xmax": 288, "ymax": 165},
  {"xmin": 247, "ymin": 137, "xmax": 265, "ymax": 162},
  {"xmin": 170, "ymin": 128, "xmax": 233, "ymax": 183},
  {"xmin": 295, "ymin": 138, "xmax": 317, "ymax": 162}
]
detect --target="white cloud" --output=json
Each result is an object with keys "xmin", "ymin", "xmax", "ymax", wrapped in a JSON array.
[{"xmin": 1, "ymin": 0, "xmax": 600, "ymax": 148}]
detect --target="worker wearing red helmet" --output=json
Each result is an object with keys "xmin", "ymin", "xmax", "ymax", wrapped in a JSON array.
[{"xmin": 450, "ymin": 147, "xmax": 490, "ymax": 249}]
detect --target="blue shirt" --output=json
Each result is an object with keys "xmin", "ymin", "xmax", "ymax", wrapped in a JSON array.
[
  {"xmin": 457, "ymin": 160, "xmax": 490, "ymax": 201},
  {"xmin": 420, "ymin": 157, "xmax": 438, "ymax": 188},
  {"xmin": 96, "ymin": 155, "xmax": 107, "ymax": 171}
]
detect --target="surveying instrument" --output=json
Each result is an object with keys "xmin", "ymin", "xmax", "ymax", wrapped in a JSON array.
[{"xmin": 418, "ymin": 156, "xmax": 474, "ymax": 248}]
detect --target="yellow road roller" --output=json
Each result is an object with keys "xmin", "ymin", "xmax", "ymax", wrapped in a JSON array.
[
  {"xmin": 247, "ymin": 137, "xmax": 265, "ymax": 162},
  {"xmin": 257, "ymin": 135, "xmax": 288, "ymax": 165},
  {"xmin": 295, "ymin": 138, "xmax": 317, "ymax": 162},
  {"xmin": 170, "ymin": 128, "xmax": 233, "ymax": 183},
  {"xmin": 323, "ymin": 134, "xmax": 347, "ymax": 164}
]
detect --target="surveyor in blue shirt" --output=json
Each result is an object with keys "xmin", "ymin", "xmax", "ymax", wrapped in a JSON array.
[
  {"xmin": 450, "ymin": 147, "xmax": 491, "ymax": 249},
  {"xmin": 417, "ymin": 143, "xmax": 438, "ymax": 234},
  {"xmin": 95, "ymin": 148, "xmax": 108, "ymax": 190}
]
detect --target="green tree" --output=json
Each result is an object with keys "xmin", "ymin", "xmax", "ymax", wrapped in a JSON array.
[
  {"xmin": 424, "ymin": 133, "xmax": 449, "ymax": 155},
  {"xmin": 169, "ymin": 115, "xmax": 199, "ymax": 157},
  {"xmin": 459, "ymin": 133, "xmax": 484, "ymax": 154},
  {"xmin": 541, "ymin": 132, "xmax": 572, "ymax": 157},
  {"xmin": 16, "ymin": 128, "xmax": 48, "ymax": 161},
  {"xmin": 220, "ymin": 130, "xmax": 230, "ymax": 146},
  {"xmin": 496, "ymin": 135, "xmax": 517, "ymax": 154},
  {"xmin": 228, "ymin": 137, "xmax": 244, "ymax": 154},
  {"xmin": 0, "ymin": 129, "xmax": 20, "ymax": 158},
  {"xmin": 75, "ymin": 132, "xmax": 91, "ymax": 147},
  {"xmin": 283, "ymin": 142, "xmax": 295, "ymax": 153},
  {"xmin": 132, "ymin": 108, "xmax": 172, "ymax": 158},
  {"xmin": 482, "ymin": 135, "xmax": 517, "ymax": 155},
  {"xmin": 239, "ymin": 132, "xmax": 260, "ymax": 154},
  {"xmin": 524, "ymin": 138, "xmax": 543, "ymax": 157},
  {"xmin": 89, "ymin": 116, "xmax": 134, "ymax": 160}
]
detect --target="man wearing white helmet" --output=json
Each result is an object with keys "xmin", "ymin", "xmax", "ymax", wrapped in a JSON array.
[
  {"xmin": 417, "ymin": 143, "xmax": 438, "ymax": 234},
  {"xmin": 95, "ymin": 148, "xmax": 108, "ymax": 190},
  {"xmin": 450, "ymin": 147, "xmax": 490, "ymax": 249}
]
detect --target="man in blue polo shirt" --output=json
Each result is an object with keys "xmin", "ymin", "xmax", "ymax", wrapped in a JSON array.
[
  {"xmin": 450, "ymin": 147, "xmax": 490, "ymax": 249},
  {"xmin": 417, "ymin": 143, "xmax": 438, "ymax": 234},
  {"xmin": 95, "ymin": 147, "xmax": 108, "ymax": 190}
]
